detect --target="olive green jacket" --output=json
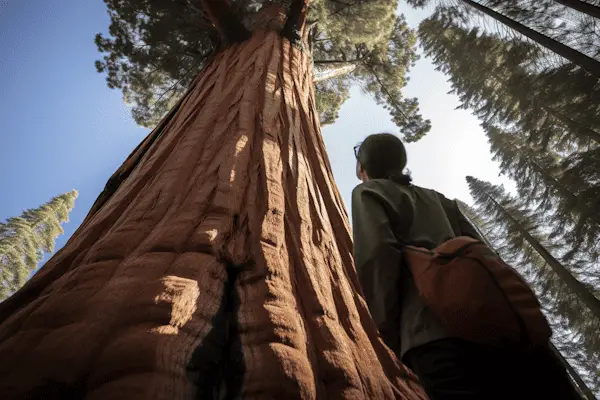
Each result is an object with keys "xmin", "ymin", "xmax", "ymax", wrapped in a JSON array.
[{"xmin": 351, "ymin": 179, "xmax": 482, "ymax": 358}]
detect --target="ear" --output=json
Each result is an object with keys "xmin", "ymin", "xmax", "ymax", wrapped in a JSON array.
[{"xmin": 357, "ymin": 163, "xmax": 369, "ymax": 182}]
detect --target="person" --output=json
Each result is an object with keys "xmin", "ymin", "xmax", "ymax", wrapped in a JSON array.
[{"xmin": 351, "ymin": 133, "xmax": 580, "ymax": 400}]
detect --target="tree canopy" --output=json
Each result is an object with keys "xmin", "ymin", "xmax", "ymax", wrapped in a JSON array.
[{"xmin": 95, "ymin": 0, "xmax": 431, "ymax": 141}]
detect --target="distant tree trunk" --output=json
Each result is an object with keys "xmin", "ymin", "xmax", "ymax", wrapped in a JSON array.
[
  {"xmin": 554, "ymin": 0, "xmax": 600, "ymax": 20},
  {"xmin": 488, "ymin": 195, "xmax": 600, "ymax": 320},
  {"xmin": 0, "ymin": 2, "xmax": 425, "ymax": 399},
  {"xmin": 313, "ymin": 62, "xmax": 358, "ymax": 83},
  {"xmin": 549, "ymin": 343, "xmax": 596, "ymax": 400},
  {"xmin": 462, "ymin": 0, "xmax": 600, "ymax": 78}
]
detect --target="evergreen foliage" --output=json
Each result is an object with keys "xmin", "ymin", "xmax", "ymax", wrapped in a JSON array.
[
  {"xmin": 487, "ymin": 125, "xmax": 600, "ymax": 258},
  {"xmin": 406, "ymin": 0, "xmax": 600, "ymax": 74},
  {"xmin": 419, "ymin": 17, "xmax": 600, "ymax": 149},
  {"xmin": 0, "ymin": 190, "xmax": 78, "ymax": 301},
  {"xmin": 419, "ymin": 18, "xmax": 600, "ymax": 260}
]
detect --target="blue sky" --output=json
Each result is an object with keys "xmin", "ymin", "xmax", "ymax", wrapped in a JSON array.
[{"xmin": 0, "ymin": 1, "xmax": 511, "ymax": 262}]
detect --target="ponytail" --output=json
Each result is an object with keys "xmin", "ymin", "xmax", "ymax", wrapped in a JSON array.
[{"xmin": 389, "ymin": 172, "xmax": 413, "ymax": 186}]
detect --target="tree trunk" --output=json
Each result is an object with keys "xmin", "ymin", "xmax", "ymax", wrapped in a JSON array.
[
  {"xmin": 555, "ymin": 0, "xmax": 600, "ymax": 20},
  {"xmin": 0, "ymin": 12, "xmax": 425, "ymax": 400},
  {"xmin": 549, "ymin": 343, "xmax": 596, "ymax": 400},
  {"xmin": 520, "ymin": 229, "xmax": 600, "ymax": 318},
  {"xmin": 462, "ymin": 0, "xmax": 600, "ymax": 79},
  {"xmin": 313, "ymin": 62, "xmax": 358, "ymax": 83},
  {"xmin": 488, "ymin": 196, "xmax": 600, "ymax": 320}
]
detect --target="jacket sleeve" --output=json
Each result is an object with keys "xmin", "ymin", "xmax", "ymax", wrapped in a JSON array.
[
  {"xmin": 454, "ymin": 200, "xmax": 484, "ymax": 241},
  {"xmin": 351, "ymin": 185, "xmax": 403, "ymax": 355}
]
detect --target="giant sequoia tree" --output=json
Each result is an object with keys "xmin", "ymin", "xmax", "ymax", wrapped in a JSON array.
[
  {"xmin": 0, "ymin": 190, "xmax": 77, "ymax": 301},
  {"xmin": 0, "ymin": 1, "xmax": 427, "ymax": 398}
]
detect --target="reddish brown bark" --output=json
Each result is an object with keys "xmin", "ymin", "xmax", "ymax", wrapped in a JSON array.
[{"xmin": 0, "ymin": 10, "xmax": 426, "ymax": 400}]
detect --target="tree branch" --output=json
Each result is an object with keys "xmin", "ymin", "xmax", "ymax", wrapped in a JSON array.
[
  {"xmin": 314, "ymin": 59, "xmax": 361, "ymax": 64},
  {"xmin": 198, "ymin": 0, "xmax": 251, "ymax": 44},
  {"xmin": 363, "ymin": 64, "xmax": 410, "ymax": 121}
]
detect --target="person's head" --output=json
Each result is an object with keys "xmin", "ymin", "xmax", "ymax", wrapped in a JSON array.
[{"xmin": 354, "ymin": 133, "xmax": 412, "ymax": 185}]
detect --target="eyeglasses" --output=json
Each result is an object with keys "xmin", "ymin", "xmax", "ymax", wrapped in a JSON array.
[{"xmin": 353, "ymin": 144, "xmax": 361, "ymax": 159}]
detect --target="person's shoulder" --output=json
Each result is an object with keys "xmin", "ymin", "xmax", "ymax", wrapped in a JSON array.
[
  {"xmin": 353, "ymin": 179, "xmax": 397, "ymax": 195},
  {"xmin": 416, "ymin": 186, "xmax": 457, "ymax": 210},
  {"xmin": 409, "ymin": 183, "xmax": 448, "ymax": 199},
  {"xmin": 353, "ymin": 179, "xmax": 416, "ymax": 204},
  {"xmin": 352, "ymin": 181, "xmax": 376, "ymax": 200}
]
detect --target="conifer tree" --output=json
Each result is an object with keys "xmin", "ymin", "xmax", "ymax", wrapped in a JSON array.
[
  {"xmin": 419, "ymin": 16, "xmax": 600, "ymax": 148},
  {"xmin": 486, "ymin": 125, "xmax": 600, "ymax": 259},
  {"xmin": 466, "ymin": 177, "xmax": 600, "ymax": 372},
  {"xmin": 466, "ymin": 177, "xmax": 600, "ymax": 318},
  {"xmin": 406, "ymin": 0, "xmax": 600, "ymax": 76},
  {"xmin": 0, "ymin": 190, "xmax": 77, "ymax": 301},
  {"xmin": 419, "ymin": 18, "xmax": 600, "ymax": 259},
  {"xmin": 462, "ymin": 185, "xmax": 600, "ymax": 395}
]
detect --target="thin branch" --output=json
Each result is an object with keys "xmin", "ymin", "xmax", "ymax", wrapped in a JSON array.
[
  {"xmin": 364, "ymin": 64, "xmax": 410, "ymax": 121},
  {"xmin": 314, "ymin": 58, "xmax": 362, "ymax": 64},
  {"xmin": 153, "ymin": 62, "xmax": 201, "ymax": 106}
]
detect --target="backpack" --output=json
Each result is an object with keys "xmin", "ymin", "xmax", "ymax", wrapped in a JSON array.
[{"xmin": 402, "ymin": 236, "xmax": 552, "ymax": 348}]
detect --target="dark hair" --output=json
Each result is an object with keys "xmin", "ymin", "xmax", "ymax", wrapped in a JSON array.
[{"xmin": 356, "ymin": 133, "xmax": 412, "ymax": 185}]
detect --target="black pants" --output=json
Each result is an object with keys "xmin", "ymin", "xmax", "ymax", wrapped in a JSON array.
[{"xmin": 403, "ymin": 339, "xmax": 580, "ymax": 400}]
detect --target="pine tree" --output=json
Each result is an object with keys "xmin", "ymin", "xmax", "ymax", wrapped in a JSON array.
[
  {"xmin": 406, "ymin": 0, "xmax": 600, "ymax": 75},
  {"xmin": 481, "ymin": 0, "xmax": 600, "ymax": 62},
  {"xmin": 0, "ymin": 190, "xmax": 77, "ymax": 301},
  {"xmin": 466, "ymin": 177, "xmax": 600, "ymax": 378},
  {"xmin": 0, "ymin": 2, "xmax": 427, "ymax": 398},
  {"xmin": 461, "ymin": 186, "xmax": 600, "ymax": 395},
  {"xmin": 419, "ymin": 16, "xmax": 600, "ymax": 148},
  {"xmin": 418, "ymin": 15, "xmax": 600, "ymax": 264},
  {"xmin": 486, "ymin": 125, "xmax": 600, "ymax": 259},
  {"xmin": 467, "ymin": 176, "xmax": 600, "ymax": 319},
  {"xmin": 460, "ymin": 0, "xmax": 600, "ymax": 77}
]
